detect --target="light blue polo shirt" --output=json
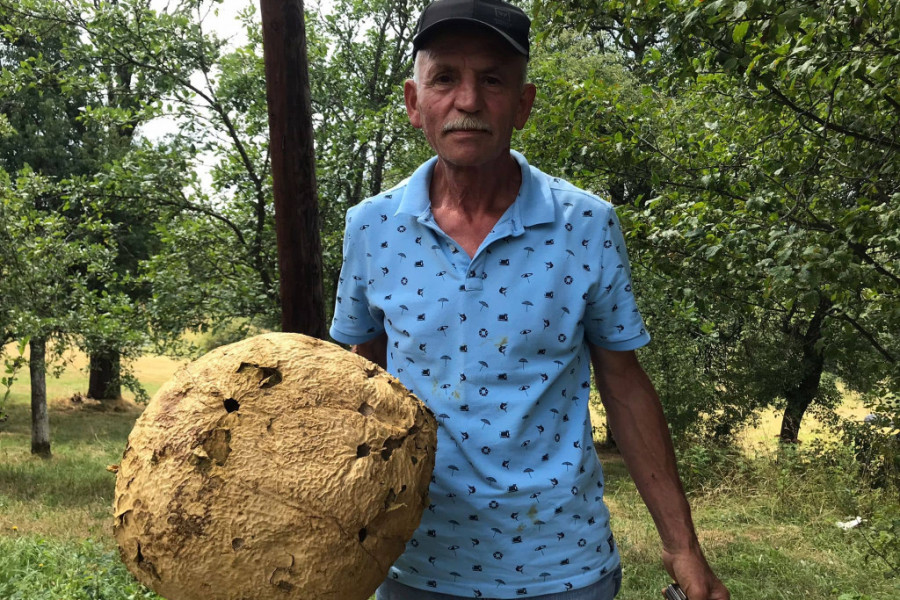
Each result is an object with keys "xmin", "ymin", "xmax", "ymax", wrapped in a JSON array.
[{"xmin": 330, "ymin": 151, "xmax": 650, "ymax": 598}]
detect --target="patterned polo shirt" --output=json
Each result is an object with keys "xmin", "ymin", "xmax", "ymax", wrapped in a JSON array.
[{"xmin": 330, "ymin": 151, "xmax": 650, "ymax": 598}]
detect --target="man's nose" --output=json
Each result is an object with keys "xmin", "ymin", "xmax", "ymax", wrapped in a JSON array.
[{"xmin": 454, "ymin": 77, "xmax": 482, "ymax": 112}]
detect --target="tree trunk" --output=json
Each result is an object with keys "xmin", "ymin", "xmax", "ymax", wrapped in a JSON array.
[
  {"xmin": 30, "ymin": 336, "xmax": 51, "ymax": 458},
  {"xmin": 88, "ymin": 348, "xmax": 121, "ymax": 403},
  {"xmin": 778, "ymin": 300, "xmax": 829, "ymax": 443},
  {"xmin": 593, "ymin": 416, "xmax": 617, "ymax": 451},
  {"xmin": 259, "ymin": 0, "xmax": 328, "ymax": 338}
]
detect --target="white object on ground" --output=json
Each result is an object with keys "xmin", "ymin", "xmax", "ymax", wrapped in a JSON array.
[{"xmin": 836, "ymin": 517, "xmax": 864, "ymax": 531}]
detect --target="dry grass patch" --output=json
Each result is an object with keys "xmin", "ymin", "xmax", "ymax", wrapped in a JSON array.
[{"xmin": 2, "ymin": 342, "xmax": 184, "ymax": 404}]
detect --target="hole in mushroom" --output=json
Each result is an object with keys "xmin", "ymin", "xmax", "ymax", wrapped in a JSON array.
[
  {"xmin": 223, "ymin": 398, "xmax": 240, "ymax": 413},
  {"xmin": 358, "ymin": 528, "xmax": 367, "ymax": 543},
  {"xmin": 135, "ymin": 542, "xmax": 160, "ymax": 579},
  {"xmin": 232, "ymin": 537, "xmax": 245, "ymax": 551},
  {"xmin": 356, "ymin": 443, "xmax": 371, "ymax": 458},
  {"xmin": 358, "ymin": 402, "xmax": 374, "ymax": 417},
  {"xmin": 116, "ymin": 510, "xmax": 133, "ymax": 528},
  {"xmin": 381, "ymin": 435, "xmax": 405, "ymax": 461},
  {"xmin": 384, "ymin": 487, "xmax": 397, "ymax": 509},
  {"xmin": 258, "ymin": 367, "xmax": 283, "ymax": 388}
]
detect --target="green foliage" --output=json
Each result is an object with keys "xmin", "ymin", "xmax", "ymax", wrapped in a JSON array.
[
  {"xmin": 0, "ymin": 337, "xmax": 27, "ymax": 424},
  {"xmin": 829, "ymin": 389, "xmax": 900, "ymax": 576},
  {"xmin": 194, "ymin": 319, "xmax": 264, "ymax": 353},
  {"xmin": 529, "ymin": 0, "xmax": 900, "ymax": 441},
  {"xmin": 675, "ymin": 434, "xmax": 899, "ymax": 580},
  {"xmin": 0, "ymin": 169, "xmax": 117, "ymax": 338},
  {"xmin": 864, "ymin": 501, "xmax": 900, "ymax": 579},
  {"xmin": 0, "ymin": 164, "xmax": 155, "ymax": 407},
  {"xmin": 0, "ymin": 0, "xmax": 197, "ymax": 406},
  {"xmin": 839, "ymin": 412, "xmax": 900, "ymax": 491},
  {"xmin": 675, "ymin": 440, "xmax": 862, "ymax": 515},
  {"xmin": 0, "ymin": 537, "xmax": 160, "ymax": 599},
  {"xmin": 710, "ymin": 426, "xmax": 900, "ymax": 577},
  {"xmin": 1, "ymin": 0, "xmax": 291, "ymax": 359},
  {"xmin": 1, "ymin": 0, "xmax": 435, "ymax": 368},
  {"xmin": 307, "ymin": 0, "xmax": 432, "ymax": 312},
  {"xmin": 88, "ymin": 1, "xmax": 285, "ymax": 340}
]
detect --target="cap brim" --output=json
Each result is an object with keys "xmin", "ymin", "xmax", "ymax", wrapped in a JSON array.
[{"xmin": 413, "ymin": 18, "xmax": 528, "ymax": 57}]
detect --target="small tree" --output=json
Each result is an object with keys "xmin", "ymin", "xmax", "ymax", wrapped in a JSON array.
[
  {"xmin": 0, "ymin": 0, "xmax": 194, "ymax": 403},
  {"xmin": 0, "ymin": 169, "xmax": 123, "ymax": 455}
]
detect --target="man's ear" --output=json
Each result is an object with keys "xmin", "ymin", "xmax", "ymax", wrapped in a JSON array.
[
  {"xmin": 514, "ymin": 82, "xmax": 537, "ymax": 130},
  {"xmin": 404, "ymin": 79, "xmax": 422, "ymax": 129}
]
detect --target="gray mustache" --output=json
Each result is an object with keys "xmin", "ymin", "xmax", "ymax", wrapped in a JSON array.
[{"xmin": 442, "ymin": 116, "xmax": 492, "ymax": 133}]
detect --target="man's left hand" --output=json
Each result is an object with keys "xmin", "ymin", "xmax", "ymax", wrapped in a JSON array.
[{"xmin": 662, "ymin": 547, "xmax": 730, "ymax": 600}]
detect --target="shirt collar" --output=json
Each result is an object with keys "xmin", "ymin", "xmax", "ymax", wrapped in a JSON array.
[{"xmin": 395, "ymin": 150, "xmax": 556, "ymax": 229}]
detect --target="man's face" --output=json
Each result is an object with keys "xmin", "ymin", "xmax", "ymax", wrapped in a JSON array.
[{"xmin": 404, "ymin": 30, "xmax": 536, "ymax": 169}]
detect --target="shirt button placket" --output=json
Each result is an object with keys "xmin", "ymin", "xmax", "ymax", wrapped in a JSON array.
[{"xmin": 465, "ymin": 258, "xmax": 483, "ymax": 291}]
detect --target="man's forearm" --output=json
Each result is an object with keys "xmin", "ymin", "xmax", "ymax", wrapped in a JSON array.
[{"xmin": 592, "ymin": 349, "xmax": 698, "ymax": 552}]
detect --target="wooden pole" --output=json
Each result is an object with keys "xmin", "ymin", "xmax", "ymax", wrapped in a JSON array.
[{"xmin": 259, "ymin": 0, "xmax": 327, "ymax": 337}]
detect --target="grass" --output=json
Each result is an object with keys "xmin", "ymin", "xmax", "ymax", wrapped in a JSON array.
[
  {"xmin": 605, "ymin": 454, "xmax": 897, "ymax": 599},
  {"xmin": 0, "ymin": 348, "xmax": 179, "ymax": 599},
  {"xmin": 0, "ymin": 537, "xmax": 159, "ymax": 600},
  {"xmin": 0, "ymin": 347, "xmax": 897, "ymax": 599}
]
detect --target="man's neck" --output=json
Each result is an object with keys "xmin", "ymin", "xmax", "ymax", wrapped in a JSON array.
[
  {"xmin": 427, "ymin": 151, "xmax": 522, "ymax": 258},
  {"xmin": 429, "ymin": 152, "xmax": 521, "ymax": 218}
]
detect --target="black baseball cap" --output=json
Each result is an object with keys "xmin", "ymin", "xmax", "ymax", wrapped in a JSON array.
[{"xmin": 413, "ymin": 0, "xmax": 530, "ymax": 59}]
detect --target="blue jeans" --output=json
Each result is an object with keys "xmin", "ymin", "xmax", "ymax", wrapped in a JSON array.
[{"xmin": 375, "ymin": 565, "xmax": 622, "ymax": 600}]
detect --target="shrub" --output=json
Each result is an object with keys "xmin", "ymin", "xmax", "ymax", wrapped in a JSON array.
[
  {"xmin": 862, "ymin": 501, "xmax": 900, "ymax": 578},
  {"xmin": 194, "ymin": 319, "xmax": 263, "ymax": 353}
]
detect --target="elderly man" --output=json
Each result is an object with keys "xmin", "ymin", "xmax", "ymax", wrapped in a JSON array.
[{"xmin": 330, "ymin": 1, "xmax": 730, "ymax": 599}]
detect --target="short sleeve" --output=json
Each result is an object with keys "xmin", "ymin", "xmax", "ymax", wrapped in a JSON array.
[
  {"xmin": 584, "ymin": 205, "xmax": 650, "ymax": 350},
  {"xmin": 329, "ymin": 207, "xmax": 385, "ymax": 345}
]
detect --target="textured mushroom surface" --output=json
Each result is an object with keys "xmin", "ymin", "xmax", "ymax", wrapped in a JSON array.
[{"xmin": 114, "ymin": 333, "xmax": 436, "ymax": 600}]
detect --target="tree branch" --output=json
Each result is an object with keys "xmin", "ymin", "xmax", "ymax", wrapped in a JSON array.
[
  {"xmin": 834, "ymin": 312, "xmax": 896, "ymax": 364},
  {"xmin": 848, "ymin": 242, "xmax": 900, "ymax": 288},
  {"xmin": 761, "ymin": 79, "xmax": 899, "ymax": 150}
]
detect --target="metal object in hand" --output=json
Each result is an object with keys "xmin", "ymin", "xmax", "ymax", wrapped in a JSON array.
[{"xmin": 665, "ymin": 583, "xmax": 688, "ymax": 600}]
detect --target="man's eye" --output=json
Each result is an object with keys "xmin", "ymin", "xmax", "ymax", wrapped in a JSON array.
[{"xmin": 484, "ymin": 76, "xmax": 503, "ymax": 86}]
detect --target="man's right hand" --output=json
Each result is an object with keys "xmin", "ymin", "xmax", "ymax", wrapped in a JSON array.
[{"xmin": 662, "ymin": 547, "xmax": 729, "ymax": 600}]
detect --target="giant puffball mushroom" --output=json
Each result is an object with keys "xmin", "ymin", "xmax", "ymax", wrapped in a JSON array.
[{"xmin": 114, "ymin": 333, "xmax": 437, "ymax": 600}]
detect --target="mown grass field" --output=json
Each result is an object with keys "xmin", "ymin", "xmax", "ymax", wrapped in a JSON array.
[{"xmin": 0, "ymin": 347, "xmax": 896, "ymax": 599}]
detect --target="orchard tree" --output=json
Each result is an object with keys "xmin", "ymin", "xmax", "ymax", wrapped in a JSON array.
[
  {"xmin": 6, "ymin": 0, "xmax": 286, "ymax": 349},
  {"xmin": 138, "ymin": 3, "xmax": 283, "ymax": 342},
  {"xmin": 145, "ymin": 0, "xmax": 434, "ymax": 336},
  {"xmin": 531, "ymin": 0, "xmax": 899, "ymax": 441},
  {"xmin": 306, "ymin": 0, "xmax": 432, "ymax": 305},
  {"xmin": 0, "ymin": 0, "xmax": 201, "ymax": 402},
  {"xmin": 0, "ymin": 169, "xmax": 124, "ymax": 455}
]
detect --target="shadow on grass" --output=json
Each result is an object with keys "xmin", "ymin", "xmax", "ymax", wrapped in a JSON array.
[
  {"xmin": 2, "ymin": 397, "xmax": 140, "ymax": 445},
  {"xmin": 0, "ymin": 400, "xmax": 141, "ymax": 508},
  {"xmin": 595, "ymin": 446, "xmax": 630, "ymax": 493}
]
